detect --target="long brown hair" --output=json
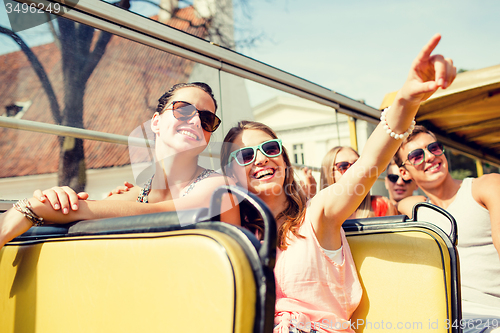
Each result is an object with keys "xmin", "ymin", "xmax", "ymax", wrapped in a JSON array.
[
  {"xmin": 320, "ymin": 146, "xmax": 373, "ymax": 219},
  {"xmin": 221, "ymin": 121, "xmax": 307, "ymax": 250}
]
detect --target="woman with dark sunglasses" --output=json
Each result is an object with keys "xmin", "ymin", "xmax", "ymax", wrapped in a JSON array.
[
  {"xmin": 395, "ymin": 125, "xmax": 500, "ymax": 328},
  {"xmin": 319, "ymin": 146, "xmax": 398, "ymax": 218},
  {"xmin": 220, "ymin": 34, "xmax": 456, "ymax": 333},
  {"xmin": 0, "ymin": 82, "xmax": 239, "ymax": 249},
  {"xmin": 134, "ymin": 83, "xmax": 222, "ymax": 203}
]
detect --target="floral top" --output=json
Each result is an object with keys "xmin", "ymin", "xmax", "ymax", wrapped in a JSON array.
[
  {"xmin": 274, "ymin": 210, "xmax": 362, "ymax": 333},
  {"xmin": 137, "ymin": 169, "xmax": 215, "ymax": 203}
]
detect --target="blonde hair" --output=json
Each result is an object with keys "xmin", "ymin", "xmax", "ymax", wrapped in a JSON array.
[
  {"xmin": 221, "ymin": 121, "xmax": 307, "ymax": 250},
  {"xmin": 319, "ymin": 146, "xmax": 374, "ymax": 219}
]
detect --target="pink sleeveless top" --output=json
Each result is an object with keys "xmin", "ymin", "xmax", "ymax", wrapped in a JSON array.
[{"xmin": 274, "ymin": 211, "xmax": 362, "ymax": 333}]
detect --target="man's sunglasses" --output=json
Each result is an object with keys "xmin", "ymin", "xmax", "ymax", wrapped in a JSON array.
[
  {"xmin": 334, "ymin": 161, "xmax": 354, "ymax": 175},
  {"xmin": 387, "ymin": 174, "xmax": 412, "ymax": 184},
  {"xmin": 166, "ymin": 101, "xmax": 221, "ymax": 132},
  {"xmin": 403, "ymin": 142, "xmax": 445, "ymax": 166},
  {"xmin": 229, "ymin": 139, "xmax": 283, "ymax": 166}
]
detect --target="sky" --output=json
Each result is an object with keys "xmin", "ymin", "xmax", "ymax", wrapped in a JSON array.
[
  {"xmin": 235, "ymin": 0, "xmax": 500, "ymax": 108},
  {"xmin": 1, "ymin": 0, "xmax": 499, "ymax": 109}
]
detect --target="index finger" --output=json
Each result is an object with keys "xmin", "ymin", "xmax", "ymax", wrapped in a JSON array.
[{"xmin": 416, "ymin": 33, "xmax": 442, "ymax": 61}]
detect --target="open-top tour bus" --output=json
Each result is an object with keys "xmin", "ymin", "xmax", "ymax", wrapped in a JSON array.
[
  {"xmin": 1, "ymin": 187, "xmax": 461, "ymax": 333},
  {"xmin": 1, "ymin": 0, "xmax": 463, "ymax": 331}
]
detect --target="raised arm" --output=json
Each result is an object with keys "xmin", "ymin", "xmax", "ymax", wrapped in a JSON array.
[{"xmin": 309, "ymin": 34, "xmax": 456, "ymax": 249}]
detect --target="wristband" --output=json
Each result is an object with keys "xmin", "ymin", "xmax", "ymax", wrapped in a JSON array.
[
  {"xmin": 13, "ymin": 198, "xmax": 44, "ymax": 226},
  {"xmin": 380, "ymin": 107, "xmax": 416, "ymax": 140}
]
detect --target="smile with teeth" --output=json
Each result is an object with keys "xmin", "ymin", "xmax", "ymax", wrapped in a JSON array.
[
  {"xmin": 178, "ymin": 130, "xmax": 199, "ymax": 140},
  {"xmin": 426, "ymin": 163, "xmax": 440, "ymax": 172},
  {"xmin": 254, "ymin": 168, "xmax": 275, "ymax": 179}
]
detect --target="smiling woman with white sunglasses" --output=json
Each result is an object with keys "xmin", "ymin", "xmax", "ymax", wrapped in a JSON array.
[{"xmin": 221, "ymin": 34, "xmax": 456, "ymax": 333}]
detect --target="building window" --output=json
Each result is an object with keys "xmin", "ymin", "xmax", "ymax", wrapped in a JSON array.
[
  {"xmin": 5, "ymin": 104, "xmax": 23, "ymax": 117},
  {"xmin": 293, "ymin": 143, "xmax": 304, "ymax": 165},
  {"xmin": 3, "ymin": 101, "xmax": 31, "ymax": 119}
]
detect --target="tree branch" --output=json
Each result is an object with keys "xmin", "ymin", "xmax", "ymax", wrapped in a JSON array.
[
  {"xmin": 46, "ymin": 13, "xmax": 61, "ymax": 50},
  {"xmin": 80, "ymin": 30, "xmax": 113, "ymax": 83},
  {"xmin": 80, "ymin": 0, "xmax": 130, "ymax": 83},
  {"xmin": 77, "ymin": 23, "xmax": 95, "ymax": 60},
  {"xmin": 57, "ymin": 17, "xmax": 77, "ymax": 82}
]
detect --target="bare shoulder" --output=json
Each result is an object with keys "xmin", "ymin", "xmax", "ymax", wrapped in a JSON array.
[
  {"xmin": 191, "ymin": 171, "xmax": 236, "ymax": 191},
  {"xmin": 472, "ymin": 174, "xmax": 500, "ymax": 189},
  {"xmin": 397, "ymin": 195, "xmax": 427, "ymax": 217},
  {"xmin": 472, "ymin": 174, "xmax": 500, "ymax": 207},
  {"xmin": 206, "ymin": 171, "xmax": 236, "ymax": 184},
  {"xmin": 175, "ymin": 172, "xmax": 237, "ymax": 211}
]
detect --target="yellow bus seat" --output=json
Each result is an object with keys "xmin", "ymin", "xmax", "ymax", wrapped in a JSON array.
[
  {"xmin": 0, "ymin": 186, "xmax": 277, "ymax": 333},
  {"xmin": 344, "ymin": 203, "xmax": 460, "ymax": 333}
]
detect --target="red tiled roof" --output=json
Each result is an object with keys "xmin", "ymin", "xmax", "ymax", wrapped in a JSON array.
[{"xmin": 0, "ymin": 7, "xmax": 207, "ymax": 178}]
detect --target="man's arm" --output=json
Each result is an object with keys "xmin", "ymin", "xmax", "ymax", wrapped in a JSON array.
[
  {"xmin": 397, "ymin": 195, "xmax": 427, "ymax": 217},
  {"xmin": 473, "ymin": 174, "xmax": 500, "ymax": 258}
]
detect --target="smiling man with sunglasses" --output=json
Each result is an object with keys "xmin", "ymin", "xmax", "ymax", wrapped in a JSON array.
[{"xmin": 395, "ymin": 125, "xmax": 500, "ymax": 329}]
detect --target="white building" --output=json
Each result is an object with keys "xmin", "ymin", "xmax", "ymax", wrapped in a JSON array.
[{"xmin": 253, "ymin": 95, "xmax": 388, "ymax": 196}]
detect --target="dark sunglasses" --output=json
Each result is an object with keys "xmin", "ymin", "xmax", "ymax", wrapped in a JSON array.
[
  {"xmin": 403, "ymin": 142, "xmax": 445, "ymax": 166},
  {"xmin": 166, "ymin": 101, "xmax": 221, "ymax": 132},
  {"xmin": 387, "ymin": 174, "xmax": 412, "ymax": 184},
  {"xmin": 334, "ymin": 161, "xmax": 354, "ymax": 175},
  {"xmin": 229, "ymin": 139, "xmax": 283, "ymax": 166}
]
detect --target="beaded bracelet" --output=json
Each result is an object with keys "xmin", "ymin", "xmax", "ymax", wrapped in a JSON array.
[
  {"xmin": 380, "ymin": 107, "xmax": 416, "ymax": 140},
  {"xmin": 13, "ymin": 198, "xmax": 44, "ymax": 226}
]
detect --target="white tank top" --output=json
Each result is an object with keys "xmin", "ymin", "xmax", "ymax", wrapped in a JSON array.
[{"xmin": 446, "ymin": 178, "xmax": 500, "ymax": 317}]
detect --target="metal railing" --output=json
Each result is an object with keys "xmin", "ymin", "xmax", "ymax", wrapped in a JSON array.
[{"xmin": 0, "ymin": 116, "xmax": 153, "ymax": 147}]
